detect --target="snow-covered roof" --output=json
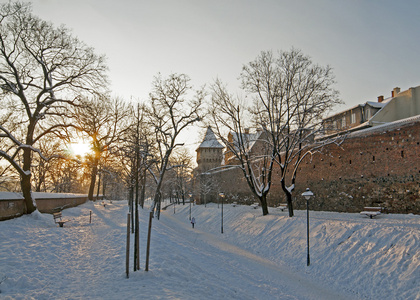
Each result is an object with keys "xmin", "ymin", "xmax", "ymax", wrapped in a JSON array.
[
  {"xmin": 349, "ymin": 114, "xmax": 420, "ymax": 138},
  {"xmin": 317, "ymin": 114, "xmax": 420, "ymax": 141},
  {"xmin": 229, "ymin": 130, "xmax": 262, "ymax": 153},
  {"xmin": 365, "ymin": 100, "xmax": 389, "ymax": 108},
  {"xmin": 196, "ymin": 126, "xmax": 224, "ymax": 150},
  {"xmin": 324, "ymin": 99, "xmax": 389, "ymax": 120}
]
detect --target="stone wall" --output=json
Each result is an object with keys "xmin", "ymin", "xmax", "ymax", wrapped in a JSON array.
[
  {"xmin": 0, "ymin": 193, "xmax": 93, "ymax": 221},
  {"xmin": 0, "ymin": 197, "xmax": 26, "ymax": 221},
  {"xmin": 195, "ymin": 120, "xmax": 420, "ymax": 214}
]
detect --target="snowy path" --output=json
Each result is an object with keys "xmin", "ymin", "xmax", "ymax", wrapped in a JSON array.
[
  {"xmin": 0, "ymin": 200, "xmax": 418, "ymax": 299},
  {"xmin": 156, "ymin": 211, "xmax": 353, "ymax": 300}
]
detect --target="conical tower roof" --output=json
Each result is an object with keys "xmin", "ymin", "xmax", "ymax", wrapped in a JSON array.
[{"xmin": 197, "ymin": 126, "xmax": 224, "ymax": 150}]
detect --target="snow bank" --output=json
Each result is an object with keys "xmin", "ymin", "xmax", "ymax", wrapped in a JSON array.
[{"xmin": 0, "ymin": 200, "xmax": 418, "ymax": 299}]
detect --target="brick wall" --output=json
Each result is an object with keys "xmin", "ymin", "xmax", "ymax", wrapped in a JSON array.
[{"xmin": 195, "ymin": 120, "xmax": 420, "ymax": 214}]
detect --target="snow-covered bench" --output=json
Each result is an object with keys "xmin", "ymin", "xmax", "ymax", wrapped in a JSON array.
[
  {"xmin": 360, "ymin": 207, "xmax": 383, "ymax": 219},
  {"xmin": 232, "ymin": 202, "xmax": 238, "ymax": 207},
  {"xmin": 53, "ymin": 212, "xmax": 69, "ymax": 227},
  {"xmin": 276, "ymin": 203, "xmax": 288, "ymax": 211},
  {"xmin": 250, "ymin": 203, "xmax": 259, "ymax": 209}
]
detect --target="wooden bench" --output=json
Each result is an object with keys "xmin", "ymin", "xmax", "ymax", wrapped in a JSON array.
[
  {"xmin": 250, "ymin": 203, "xmax": 259, "ymax": 209},
  {"xmin": 360, "ymin": 207, "xmax": 383, "ymax": 219},
  {"xmin": 276, "ymin": 203, "xmax": 288, "ymax": 211},
  {"xmin": 53, "ymin": 212, "xmax": 69, "ymax": 227}
]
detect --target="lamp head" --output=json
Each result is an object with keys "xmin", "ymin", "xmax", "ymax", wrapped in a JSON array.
[{"xmin": 302, "ymin": 188, "xmax": 313, "ymax": 200}]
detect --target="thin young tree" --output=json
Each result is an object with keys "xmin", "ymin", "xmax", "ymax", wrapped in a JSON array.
[
  {"xmin": 146, "ymin": 73, "xmax": 204, "ymax": 219},
  {"xmin": 0, "ymin": 2, "xmax": 107, "ymax": 213},
  {"xmin": 143, "ymin": 73, "xmax": 203, "ymax": 271},
  {"xmin": 119, "ymin": 103, "xmax": 154, "ymax": 221},
  {"xmin": 170, "ymin": 147, "xmax": 194, "ymax": 204}
]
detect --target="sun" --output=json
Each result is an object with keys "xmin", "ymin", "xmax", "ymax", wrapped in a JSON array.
[{"xmin": 70, "ymin": 142, "xmax": 91, "ymax": 157}]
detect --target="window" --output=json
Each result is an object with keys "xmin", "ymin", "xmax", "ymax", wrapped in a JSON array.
[
  {"xmin": 341, "ymin": 117, "xmax": 346, "ymax": 128},
  {"xmin": 351, "ymin": 113, "xmax": 356, "ymax": 124}
]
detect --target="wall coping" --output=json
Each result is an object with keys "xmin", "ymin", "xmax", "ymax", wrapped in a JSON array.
[{"xmin": 0, "ymin": 192, "xmax": 89, "ymax": 201}]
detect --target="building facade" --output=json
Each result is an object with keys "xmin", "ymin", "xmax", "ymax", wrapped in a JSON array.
[
  {"xmin": 323, "ymin": 85, "xmax": 420, "ymax": 135},
  {"xmin": 195, "ymin": 126, "xmax": 224, "ymax": 173}
]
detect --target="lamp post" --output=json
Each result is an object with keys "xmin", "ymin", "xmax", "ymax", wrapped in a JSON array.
[
  {"xmin": 302, "ymin": 188, "xmax": 313, "ymax": 266},
  {"xmin": 219, "ymin": 192, "xmax": 225, "ymax": 233},
  {"xmin": 188, "ymin": 193, "xmax": 192, "ymax": 220}
]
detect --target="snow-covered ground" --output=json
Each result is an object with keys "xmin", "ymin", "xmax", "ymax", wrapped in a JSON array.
[{"xmin": 0, "ymin": 200, "xmax": 418, "ymax": 299}]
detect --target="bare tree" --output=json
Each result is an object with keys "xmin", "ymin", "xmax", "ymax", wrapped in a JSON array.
[
  {"xmin": 210, "ymin": 49, "xmax": 342, "ymax": 216},
  {"xmin": 72, "ymin": 95, "xmax": 130, "ymax": 200},
  {"xmin": 241, "ymin": 49, "xmax": 342, "ymax": 216},
  {"xmin": 170, "ymin": 147, "xmax": 194, "ymax": 204},
  {"xmin": 146, "ymin": 73, "xmax": 204, "ymax": 218},
  {"xmin": 118, "ymin": 103, "xmax": 154, "ymax": 214},
  {"xmin": 31, "ymin": 138, "xmax": 64, "ymax": 192},
  {"xmin": 198, "ymin": 173, "xmax": 217, "ymax": 207},
  {"xmin": 0, "ymin": 2, "xmax": 107, "ymax": 213},
  {"xmin": 49, "ymin": 156, "xmax": 86, "ymax": 193},
  {"xmin": 210, "ymin": 79, "xmax": 274, "ymax": 215}
]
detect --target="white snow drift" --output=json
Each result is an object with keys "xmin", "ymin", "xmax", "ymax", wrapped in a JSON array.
[{"xmin": 0, "ymin": 200, "xmax": 418, "ymax": 299}]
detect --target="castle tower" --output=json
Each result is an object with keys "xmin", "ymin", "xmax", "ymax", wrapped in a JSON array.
[{"xmin": 196, "ymin": 126, "xmax": 224, "ymax": 173}]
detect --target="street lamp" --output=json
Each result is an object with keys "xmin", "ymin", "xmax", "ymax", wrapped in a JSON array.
[
  {"xmin": 219, "ymin": 192, "xmax": 225, "ymax": 234},
  {"xmin": 188, "ymin": 193, "xmax": 192, "ymax": 220},
  {"xmin": 302, "ymin": 188, "xmax": 313, "ymax": 266}
]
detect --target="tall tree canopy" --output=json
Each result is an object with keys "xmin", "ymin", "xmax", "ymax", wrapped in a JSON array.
[
  {"xmin": 210, "ymin": 49, "xmax": 342, "ymax": 216},
  {"xmin": 0, "ymin": 2, "xmax": 108, "ymax": 213},
  {"xmin": 241, "ymin": 49, "xmax": 342, "ymax": 216}
]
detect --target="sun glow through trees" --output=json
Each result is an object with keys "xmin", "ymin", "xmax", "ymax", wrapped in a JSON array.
[{"xmin": 69, "ymin": 142, "xmax": 91, "ymax": 157}]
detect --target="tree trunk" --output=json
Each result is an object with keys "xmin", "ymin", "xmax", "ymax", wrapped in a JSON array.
[
  {"xmin": 102, "ymin": 177, "xmax": 106, "ymax": 199},
  {"xmin": 96, "ymin": 170, "xmax": 101, "ymax": 200},
  {"xmin": 134, "ymin": 153, "xmax": 140, "ymax": 271},
  {"xmin": 22, "ymin": 147, "xmax": 37, "ymax": 214},
  {"xmin": 260, "ymin": 194, "xmax": 269, "ymax": 216},
  {"xmin": 88, "ymin": 157, "xmax": 99, "ymax": 200},
  {"xmin": 281, "ymin": 178, "xmax": 294, "ymax": 217},
  {"xmin": 21, "ymin": 173, "xmax": 36, "ymax": 214},
  {"xmin": 35, "ymin": 160, "xmax": 45, "ymax": 192},
  {"xmin": 140, "ymin": 169, "xmax": 146, "ymax": 209},
  {"xmin": 134, "ymin": 197, "xmax": 139, "ymax": 271},
  {"xmin": 129, "ymin": 182, "xmax": 134, "ymax": 233},
  {"xmin": 156, "ymin": 193, "xmax": 161, "ymax": 220}
]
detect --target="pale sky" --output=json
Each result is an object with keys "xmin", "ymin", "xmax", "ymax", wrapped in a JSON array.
[{"xmin": 5, "ymin": 0, "xmax": 420, "ymax": 155}]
